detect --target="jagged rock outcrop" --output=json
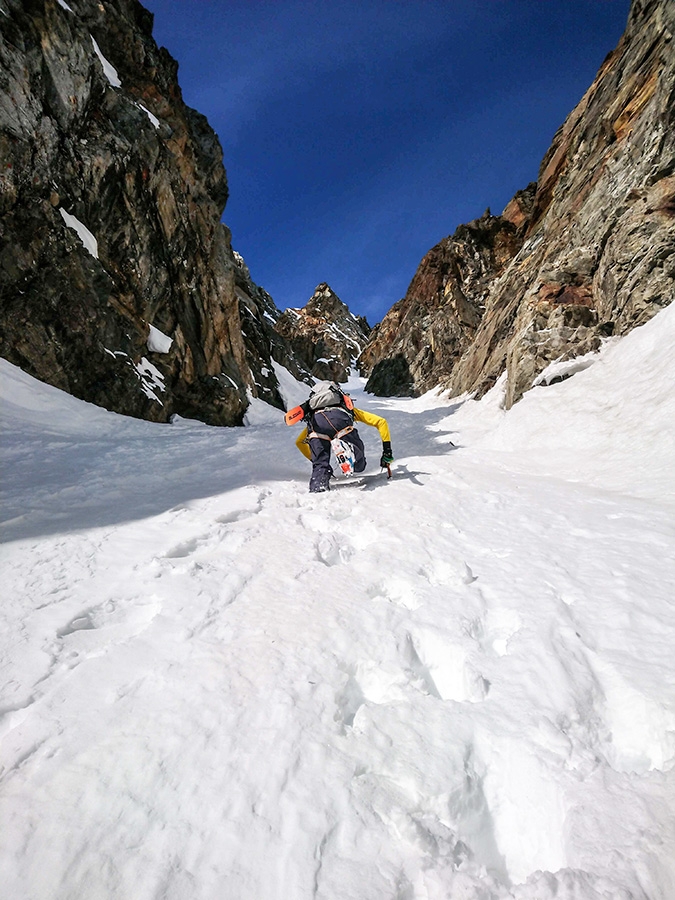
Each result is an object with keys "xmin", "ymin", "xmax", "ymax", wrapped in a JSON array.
[
  {"xmin": 0, "ymin": 0, "xmax": 255, "ymax": 425},
  {"xmin": 232, "ymin": 251, "xmax": 313, "ymax": 409},
  {"xmin": 274, "ymin": 283, "xmax": 370, "ymax": 383},
  {"xmin": 363, "ymin": 0, "xmax": 675, "ymax": 406},
  {"xmin": 360, "ymin": 192, "xmax": 534, "ymax": 396}
]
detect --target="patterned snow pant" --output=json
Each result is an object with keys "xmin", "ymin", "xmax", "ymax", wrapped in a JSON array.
[{"xmin": 307, "ymin": 408, "xmax": 366, "ymax": 493}]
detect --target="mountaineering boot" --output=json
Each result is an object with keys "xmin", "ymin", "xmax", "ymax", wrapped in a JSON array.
[{"xmin": 309, "ymin": 465, "xmax": 334, "ymax": 493}]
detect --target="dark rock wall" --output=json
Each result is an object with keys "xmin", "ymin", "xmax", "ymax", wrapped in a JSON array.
[
  {"xmin": 0, "ymin": 0, "xmax": 253, "ymax": 424},
  {"xmin": 233, "ymin": 250, "xmax": 313, "ymax": 410},
  {"xmin": 362, "ymin": 0, "xmax": 675, "ymax": 406},
  {"xmin": 275, "ymin": 283, "xmax": 371, "ymax": 383}
]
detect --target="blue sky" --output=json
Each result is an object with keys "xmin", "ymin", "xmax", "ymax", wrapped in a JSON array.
[{"xmin": 143, "ymin": 0, "xmax": 631, "ymax": 323}]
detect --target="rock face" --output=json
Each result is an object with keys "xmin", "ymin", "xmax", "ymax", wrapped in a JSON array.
[
  {"xmin": 274, "ymin": 283, "xmax": 371, "ymax": 383},
  {"xmin": 233, "ymin": 251, "xmax": 313, "ymax": 410},
  {"xmin": 0, "ymin": 0, "xmax": 257, "ymax": 424},
  {"xmin": 362, "ymin": 0, "xmax": 675, "ymax": 406},
  {"xmin": 359, "ymin": 195, "xmax": 533, "ymax": 396}
]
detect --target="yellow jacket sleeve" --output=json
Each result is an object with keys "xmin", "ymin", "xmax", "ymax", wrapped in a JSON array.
[
  {"xmin": 295, "ymin": 427, "xmax": 312, "ymax": 460},
  {"xmin": 353, "ymin": 407, "xmax": 391, "ymax": 443}
]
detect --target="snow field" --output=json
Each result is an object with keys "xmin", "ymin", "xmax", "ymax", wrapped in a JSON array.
[
  {"xmin": 450, "ymin": 301, "xmax": 675, "ymax": 501},
  {"xmin": 1, "ymin": 304, "xmax": 675, "ymax": 899}
]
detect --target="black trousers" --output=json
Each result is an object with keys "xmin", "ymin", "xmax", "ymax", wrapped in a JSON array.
[{"xmin": 308, "ymin": 408, "xmax": 366, "ymax": 492}]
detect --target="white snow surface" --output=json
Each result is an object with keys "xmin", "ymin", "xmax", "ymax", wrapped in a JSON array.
[
  {"xmin": 58, "ymin": 207, "xmax": 99, "ymax": 258},
  {"xmin": 450, "ymin": 301, "xmax": 675, "ymax": 502},
  {"xmin": 531, "ymin": 345, "xmax": 612, "ymax": 387},
  {"xmin": 91, "ymin": 36, "xmax": 122, "ymax": 88},
  {"xmin": 1, "ymin": 305, "xmax": 674, "ymax": 900}
]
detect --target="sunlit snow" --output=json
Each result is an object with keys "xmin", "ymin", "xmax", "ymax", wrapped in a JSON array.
[
  {"xmin": 58, "ymin": 207, "xmax": 99, "ymax": 258},
  {"xmin": 1, "ymin": 304, "xmax": 674, "ymax": 900},
  {"xmin": 531, "ymin": 345, "xmax": 612, "ymax": 387}
]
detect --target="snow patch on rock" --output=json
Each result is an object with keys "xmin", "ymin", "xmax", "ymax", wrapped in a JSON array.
[
  {"xmin": 91, "ymin": 36, "xmax": 121, "ymax": 88},
  {"xmin": 135, "ymin": 102, "xmax": 160, "ymax": 129},
  {"xmin": 135, "ymin": 357, "xmax": 166, "ymax": 404},
  {"xmin": 147, "ymin": 324, "xmax": 172, "ymax": 354},
  {"xmin": 59, "ymin": 208, "xmax": 99, "ymax": 258}
]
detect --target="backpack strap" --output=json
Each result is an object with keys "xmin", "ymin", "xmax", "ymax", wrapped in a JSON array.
[
  {"xmin": 307, "ymin": 408, "xmax": 355, "ymax": 441},
  {"xmin": 307, "ymin": 425, "xmax": 354, "ymax": 442}
]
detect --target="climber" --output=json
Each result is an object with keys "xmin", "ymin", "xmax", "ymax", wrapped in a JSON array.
[{"xmin": 286, "ymin": 381, "xmax": 394, "ymax": 493}]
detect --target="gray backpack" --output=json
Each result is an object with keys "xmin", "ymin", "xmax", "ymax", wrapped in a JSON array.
[{"xmin": 308, "ymin": 381, "xmax": 345, "ymax": 411}]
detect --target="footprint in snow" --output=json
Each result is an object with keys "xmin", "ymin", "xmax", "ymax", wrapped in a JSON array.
[
  {"xmin": 463, "ymin": 562, "xmax": 478, "ymax": 584},
  {"xmin": 480, "ymin": 608, "xmax": 523, "ymax": 657},
  {"xmin": 215, "ymin": 488, "xmax": 270, "ymax": 524},
  {"xmin": 315, "ymin": 532, "xmax": 354, "ymax": 566},
  {"xmin": 56, "ymin": 597, "xmax": 161, "ymax": 648},
  {"xmin": 335, "ymin": 660, "xmax": 409, "ymax": 720},
  {"xmin": 404, "ymin": 630, "xmax": 490, "ymax": 703},
  {"xmin": 417, "ymin": 559, "xmax": 478, "ymax": 587},
  {"xmin": 334, "ymin": 670, "xmax": 366, "ymax": 731},
  {"xmin": 163, "ymin": 537, "xmax": 202, "ymax": 559},
  {"xmin": 57, "ymin": 612, "xmax": 96, "ymax": 637},
  {"xmin": 366, "ymin": 577, "xmax": 420, "ymax": 610}
]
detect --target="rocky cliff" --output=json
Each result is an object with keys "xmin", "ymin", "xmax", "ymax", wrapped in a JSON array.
[
  {"xmin": 0, "ymin": 0, "xmax": 276, "ymax": 425},
  {"xmin": 360, "ymin": 189, "xmax": 534, "ymax": 396},
  {"xmin": 233, "ymin": 251, "xmax": 313, "ymax": 410},
  {"xmin": 274, "ymin": 283, "xmax": 371, "ymax": 383},
  {"xmin": 362, "ymin": 0, "xmax": 675, "ymax": 406}
]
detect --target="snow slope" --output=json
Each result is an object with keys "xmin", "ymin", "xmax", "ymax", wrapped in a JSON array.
[{"xmin": 1, "ymin": 305, "xmax": 674, "ymax": 900}]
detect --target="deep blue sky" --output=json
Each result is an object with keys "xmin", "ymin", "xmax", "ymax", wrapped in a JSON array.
[{"xmin": 143, "ymin": 0, "xmax": 631, "ymax": 323}]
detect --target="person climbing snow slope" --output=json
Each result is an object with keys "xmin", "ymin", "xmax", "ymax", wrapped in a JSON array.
[{"xmin": 286, "ymin": 381, "xmax": 394, "ymax": 493}]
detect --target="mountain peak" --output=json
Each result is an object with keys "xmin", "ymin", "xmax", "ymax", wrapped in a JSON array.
[
  {"xmin": 305, "ymin": 283, "xmax": 348, "ymax": 317},
  {"xmin": 274, "ymin": 286, "xmax": 371, "ymax": 383}
]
